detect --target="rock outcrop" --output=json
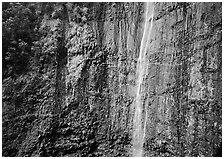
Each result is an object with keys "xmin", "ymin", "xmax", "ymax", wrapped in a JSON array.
[{"xmin": 2, "ymin": 2, "xmax": 222, "ymax": 157}]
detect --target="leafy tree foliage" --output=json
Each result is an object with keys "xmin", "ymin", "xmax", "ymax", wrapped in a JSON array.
[{"xmin": 2, "ymin": 2, "xmax": 40, "ymax": 78}]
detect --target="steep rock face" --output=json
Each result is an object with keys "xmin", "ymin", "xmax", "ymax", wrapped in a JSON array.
[
  {"xmin": 3, "ymin": 2, "xmax": 221, "ymax": 157},
  {"xmin": 17, "ymin": 17, "xmax": 67, "ymax": 156},
  {"xmin": 61, "ymin": 2, "xmax": 221, "ymax": 157},
  {"xmin": 54, "ymin": 3, "xmax": 144, "ymax": 156},
  {"xmin": 142, "ymin": 2, "xmax": 222, "ymax": 156}
]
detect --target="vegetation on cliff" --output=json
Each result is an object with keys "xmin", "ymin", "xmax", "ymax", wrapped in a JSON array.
[{"xmin": 2, "ymin": 2, "xmax": 222, "ymax": 157}]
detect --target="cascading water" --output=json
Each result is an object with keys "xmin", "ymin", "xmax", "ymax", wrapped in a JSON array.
[{"xmin": 132, "ymin": 2, "xmax": 154, "ymax": 157}]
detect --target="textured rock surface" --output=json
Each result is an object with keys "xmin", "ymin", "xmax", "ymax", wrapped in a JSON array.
[
  {"xmin": 142, "ymin": 2, "xmax": 222, "ymax": 156},
  {"xmin": 2, "ymin": 2, "xmax": 222, "ymax": 157}
]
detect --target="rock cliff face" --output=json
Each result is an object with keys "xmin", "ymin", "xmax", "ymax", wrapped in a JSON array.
[{"xmin": 2, "ymin": 2, "xmax": 222, "ymax": 157}]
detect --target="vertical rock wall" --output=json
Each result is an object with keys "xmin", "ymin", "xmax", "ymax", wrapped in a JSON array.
[
  {"xmin": 11, "ymin": 2, "xmax": 221, "ymax": 157},
  {"xmin": 63, "ymin": 2, "xmax": 222, "ymax": 156},
  {"xmin": 59, "ymin": 3, "xmax": 145, "ymax": 156},
  {"xmin": 142, "ymin": 2, "xmax": 222, "ymax": 156}
]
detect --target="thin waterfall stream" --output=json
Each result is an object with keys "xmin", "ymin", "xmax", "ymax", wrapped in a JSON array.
[{"xmin": 132, "ymin": 2, "xmax": 154, "ymax": 157}]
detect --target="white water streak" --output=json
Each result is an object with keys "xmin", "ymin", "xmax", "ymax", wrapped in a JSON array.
[{"xmin": 132, "ymin": 2, "xmax": 154, "ymax": 157}]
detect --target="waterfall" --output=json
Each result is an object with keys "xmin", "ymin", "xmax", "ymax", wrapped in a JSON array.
[{"xmin": 132, "ymin": 2, "xmax": 154, "ymax": 157}]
